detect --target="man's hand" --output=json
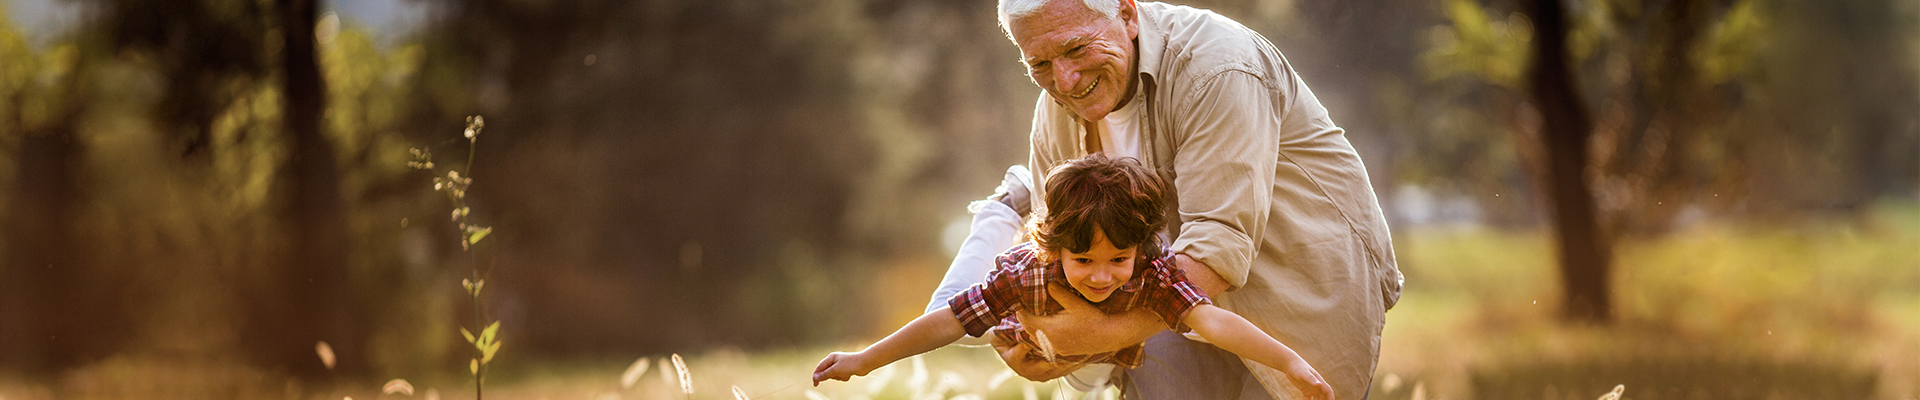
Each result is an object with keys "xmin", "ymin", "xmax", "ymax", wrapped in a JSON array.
[
  {"xmin": 1016, "ymin": 284, "xmax": 1163, "ymax": 355},
  {"xmin": 990, "ymin": 331, "xmax": 1081, "ymax": 381},
  {"xmin": 812, "ymin": 351, "xmax": 873, "ymax": 386}
]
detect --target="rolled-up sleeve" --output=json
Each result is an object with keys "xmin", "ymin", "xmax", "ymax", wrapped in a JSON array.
[
  {"xmin": 1167, "ymin": 70, "xmax": 1280, "ymax": 289},
  {"xmin": 949, "ymin": 245, "xmax": 1048, "ymax": 337},
  {"xmin": 949, "ymin": 266, "xmax": 1020, "ymax": 338}
]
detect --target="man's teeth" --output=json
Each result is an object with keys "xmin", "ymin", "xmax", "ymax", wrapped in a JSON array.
[{"xmin": 1073, "ymin": 78, "xmax": 1098, "ymax": 98}]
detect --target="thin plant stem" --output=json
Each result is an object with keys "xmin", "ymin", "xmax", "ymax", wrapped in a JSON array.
[{"xmin": 465, "ymin": 136, "xmax": 483, "ymax": 400}]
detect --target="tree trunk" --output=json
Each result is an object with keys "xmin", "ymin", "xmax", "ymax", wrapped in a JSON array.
[
  {"xmin": 1523, "ymin": 0, "xmax": 1614, "ymax": 323},
  {"xmin": 2, "ymin": 126, "xmax": 76, "ymax": 373},
  {"xmin": 261, "ymin": 0, "xmax": 360, "ymax": 378}
]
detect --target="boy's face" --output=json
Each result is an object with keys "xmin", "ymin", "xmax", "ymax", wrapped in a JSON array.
[{"xmin": 1059, "ymin": 228, "xmax": 1137, "ymax": 303}]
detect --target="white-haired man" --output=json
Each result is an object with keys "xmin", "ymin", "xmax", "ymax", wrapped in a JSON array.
[{"xmin": 949, "ymin": 0, "xmax": 1405, "ymax": 398}]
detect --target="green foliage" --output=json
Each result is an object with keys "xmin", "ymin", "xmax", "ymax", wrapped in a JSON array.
[
  {"xmin": 1423, "ymin": 0, "xmax": 1530, "ymax": 88},
  {"xmin": 1695, "ymin": 0, "xmax": 1765, "ymax": 85}
]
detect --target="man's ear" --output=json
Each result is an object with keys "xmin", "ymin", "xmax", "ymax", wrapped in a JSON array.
[{"xmin": 1120, "ymin": 0, "xmax": 1139, "ymax": 38}]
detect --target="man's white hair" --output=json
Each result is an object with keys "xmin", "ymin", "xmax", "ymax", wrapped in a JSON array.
[{"xmin": 998, "ymin": 0, "xmax": 1121, "ymax": 38}]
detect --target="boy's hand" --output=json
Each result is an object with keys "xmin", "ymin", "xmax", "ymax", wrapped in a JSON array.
[
  {"xmin": 1283, "ymin": 358, "xmax": 1336, "ymax": 400},
  {"xmin": 812, "ymin": 352, "xmax": 873, "ymax": 386}
]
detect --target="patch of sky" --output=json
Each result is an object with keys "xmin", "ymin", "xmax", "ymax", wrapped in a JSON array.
[{"xmin": 3, "ymin": 0, "xmax": 433, "ymax": 48}]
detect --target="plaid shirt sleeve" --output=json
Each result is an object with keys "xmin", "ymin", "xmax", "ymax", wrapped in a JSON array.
[
  {"xmin": 1136, "ymin": 254, "xmax": 1213, "ymax": 333},
  {"xmin": 949, "ymin": 243, "xmax": 1049, "ymax": 337}
]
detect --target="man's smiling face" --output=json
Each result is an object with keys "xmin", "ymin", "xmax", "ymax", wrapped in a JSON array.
[{"xmin": 1008, "ymin": 0, "xmax": 1139, "ymax": 121}]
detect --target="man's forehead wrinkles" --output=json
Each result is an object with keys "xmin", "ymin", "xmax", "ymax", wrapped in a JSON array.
[{"xmin": 1024, "ymin": 34, "xmax": 1090, "ymax": 64}]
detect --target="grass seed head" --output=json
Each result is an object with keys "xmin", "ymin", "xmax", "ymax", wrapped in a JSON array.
[
  {"xmin": 672, "ymin": 353, "xmax": 693, "ymax": 394},
  {"xmin": 621, "ymin": 357, "xmax": 651, "ymax": 389},
  {"xmin": 907, "ymin": 356, "xmax": 929, "ymax": 396},
  {"xmin": 1032, "ymin": 330, "xmax": 1058, "ymax": 363},
  {"xmin": 864, "ymin": 362, "xmax": 895, "ymax": 394},
  {"xmin": 1597, "ymin": 384, "xmax": 1625, "ymax": 400},
  {"xmin": 660, "ymin": 358, "xmax": 675, "ymax": 387},
  {"xmin": 315, "ymin": 341, "xmax": 336, "ymax": 369},
  {"xmin": 382, "ymin": 379, "xmax": 415, "ymax": 395},
  {"xmin": 988, "ymin": 370, "xmax": 1016, "ymax": 391}
]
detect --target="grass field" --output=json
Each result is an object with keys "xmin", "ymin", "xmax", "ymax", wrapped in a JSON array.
[
  {"xmin": 468, "ymin": 203, "xmax": 1920, "ymax": 400},
  {"xmin": 2, "ymin": 204, "xmax": 1914, "ymax": 400}
]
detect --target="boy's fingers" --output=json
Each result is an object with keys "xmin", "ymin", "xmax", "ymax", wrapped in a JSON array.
[{"xmin": 814, "ymin": 354, "xmax": 837, "ymax": 374}]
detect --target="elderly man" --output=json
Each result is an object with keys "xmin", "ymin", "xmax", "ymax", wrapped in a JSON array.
[{"xmin": 942, "ymin": 0, "xmax": 1405, "ymax": 398}]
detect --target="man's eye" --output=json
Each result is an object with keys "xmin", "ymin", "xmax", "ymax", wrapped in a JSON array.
[{"xmin": 1069, "ymin": 45, "xmax": 1087, "ymax": 55}]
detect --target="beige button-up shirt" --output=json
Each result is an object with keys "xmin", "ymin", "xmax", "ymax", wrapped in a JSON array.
[{"xmin": 1024, "ymin": 3, "xmax": 1403, "ymax": 399}]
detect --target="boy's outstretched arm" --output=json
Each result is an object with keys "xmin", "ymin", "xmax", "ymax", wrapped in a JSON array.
[
  {"xmin": 1183, "ymin": 305, "xmax": 1336, "ymax": 400},
  {"xmin": 813, "ymin": 306, "xmax": 967, "ymax": 386}
]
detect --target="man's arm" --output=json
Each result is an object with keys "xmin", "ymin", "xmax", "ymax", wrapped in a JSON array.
[
  {"xmin": 1166, "ymin": 71, "xmax": 1284, "ymax": 290},
  {"xmin": 1017, "ymin": 254, "xmax": 1229, "ymax": 351},
  {"xmin": 991, "ymin": 256, "xmax": 1231, "ymax": 381},
  {"xmin": 989, "ymin": 284, "xmax": 1157, "ymax": 382},
  {"xmin": 1173, "ymin": 253, "xmax": 1231, "ymax": 296},
  {"xmin": 1024, "ymin": 285, "xmax": 1163, "ymax": 355}
]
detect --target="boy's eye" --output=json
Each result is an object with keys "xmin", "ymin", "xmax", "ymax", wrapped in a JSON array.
[
  {"xmin": 1074, "ymin": 258, "xmax": 1093, "ymax": 264},
  {"xmin": 1111, "ymin": 257, "xmax": 1128, "ymax": 263}
]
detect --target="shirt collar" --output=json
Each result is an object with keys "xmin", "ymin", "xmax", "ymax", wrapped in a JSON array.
[{"xmin": 1131, "ymin": 2, "xmax": 1164, "ymax": 97}]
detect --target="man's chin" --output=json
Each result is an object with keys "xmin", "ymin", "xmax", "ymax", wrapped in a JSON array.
[
  {"xmin": 1072, "ymin": 105, "xmax": 1110, "ymax": 122},
  {"xmin": 1051, "ymin": 96, "xmax": 1109, "ymax": 121}
]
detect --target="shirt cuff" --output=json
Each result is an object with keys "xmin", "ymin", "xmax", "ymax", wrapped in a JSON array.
[{"xmin": 1170, "ymin": 221, "xmax": 1255, "ymax": 288}]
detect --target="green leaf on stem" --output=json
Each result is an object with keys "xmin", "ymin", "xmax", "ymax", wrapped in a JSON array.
[{"xmin": 468, "ymin": 226, "xmax": 492, "ymax": 245}]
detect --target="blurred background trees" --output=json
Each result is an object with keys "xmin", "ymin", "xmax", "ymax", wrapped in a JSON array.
[{"xmin": 0, "ymin": 0, "xmax": 1913, "ymax": 396}]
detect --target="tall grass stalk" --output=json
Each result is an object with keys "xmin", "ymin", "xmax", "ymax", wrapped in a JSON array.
[{"xmin": 411, "ymin": 115, "xmax": 502, "ymax": 400}]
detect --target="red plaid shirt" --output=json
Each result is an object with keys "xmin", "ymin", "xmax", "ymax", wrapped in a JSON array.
[{"xmin": 947, "ymin": 242, "xmax": 1212, "ymax": 368}]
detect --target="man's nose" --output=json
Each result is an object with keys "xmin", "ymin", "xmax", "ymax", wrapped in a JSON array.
[{"xmin": 1051, "ymin": 60, "xmax": 1081, "ymax": 92}]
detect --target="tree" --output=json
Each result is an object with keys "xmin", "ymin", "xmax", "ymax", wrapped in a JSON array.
[
  {"xmin": 0, "ymin": 51, "xmax": 117, "ymax": 373},
  {"xmin": 1520, "ymin": 0, "xmax": 1614, "ymax": 323},
  {"xmin": 78, "ymin": 0, "xmax": 365, "ymax": 379},
  {"xmin": 273, "ymin": 0, "xmax": 362, "ymax": 378}
]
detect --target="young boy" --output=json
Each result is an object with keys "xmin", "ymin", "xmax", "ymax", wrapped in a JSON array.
[{"xmin": 812, "ymin": 155, "xmax": 1335, "ymax": 400}]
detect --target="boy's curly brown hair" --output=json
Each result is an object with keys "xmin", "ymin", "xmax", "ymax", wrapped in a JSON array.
[{"xmin": 1028, "ymin": 154, "xmax": 1169, "ymax": 264}]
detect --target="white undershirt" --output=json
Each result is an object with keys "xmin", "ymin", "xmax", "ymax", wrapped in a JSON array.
[
  {"xmin": 1064, "ymin": 87, "xmax": 1145, "ymax": 393},
  {"xmin": 1098, "ymin": 87, "xmax": 1143, "ymax": 159}
]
